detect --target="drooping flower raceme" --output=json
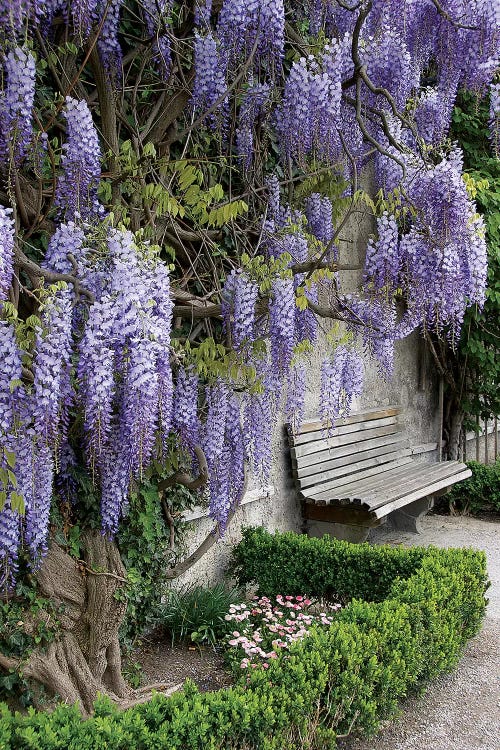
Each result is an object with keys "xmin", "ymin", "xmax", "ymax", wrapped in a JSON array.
[
  {"xmin": 489, "ymin": 83, "xmax": 500, "ymax": 159},
  {"xmin": 236, "ymin": 82, "xmax": 270, "ymax": 168},
  {"xmin": 55, "ymin": 97, "xmax": 102, "ymax": 221},
  {"xmin": 173, "ymin": 367, "xmax": 200, "ymax": 453},
  {"xmin": 0, "ymin": 45, "xmax": 36, "ymax": 165},
  {"xmin": 269, "ymin": 278, "xmax": 296, "ymax": 384},
  {"xmin": 221, "ymin": 270, "xmax": 258, "ymax": 349},
  {"xmin": 217, "ymin": 0, "xmax": 285, "ymax": 71},
  {"xmin": 364, "ymin": 213, "xmax": 401, "ymax": 291},
  {"xmin": 320, "ymin": 346, "xmax": 364, "ymax": 429},
  {"xmin": 192, "ymin": 31, "xmax": 228, "ymax": 129},
  {"xmin": 32, "ymin": 290, "xmax": 74, "ymax": 442},
  {"xmin": 142, "ymin": 0, "xmax": 173, "ymax": 77},
  {"xmin": 96, "ymin": 0, "xmax": 124, "ymax": 73},
  {"xmin": 0, "ymin": 206, "xmax": 15, "ymax": 301}
]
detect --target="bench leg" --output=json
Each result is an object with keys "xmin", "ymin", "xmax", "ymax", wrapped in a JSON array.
[
  {"xmin": 387, "ymin": 496, "xmax": 434, "ymax": 533},
  {"xmin": 307, "ymin": 520, "xmax": 372, "ymax": 543}
]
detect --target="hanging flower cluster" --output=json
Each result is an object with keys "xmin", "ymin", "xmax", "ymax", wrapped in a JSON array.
[
  {"xmin": 0, "ymin": 45, "xmax": 35, "ymax": 166},
  {"xmin": 0, "ymin": 206, "xmax": 14, "ymax": 300},
  {"xmin": 320, "ymin": 346, "xmax": 364, "ymax": 429},
  {"xmin": 55, "ymin": 97, "xmax": 102, "ymax": 221}
]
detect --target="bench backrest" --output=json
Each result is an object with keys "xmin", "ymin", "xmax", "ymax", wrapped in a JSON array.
[{"xmin": 287, "ymin": 406, "xmax": 408, "ymax": 498}]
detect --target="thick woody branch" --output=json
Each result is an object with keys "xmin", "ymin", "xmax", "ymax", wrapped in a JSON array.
[
  {"xmin": 14, "ymin": 247, "xmax": 95, "ymax": 303},
  {"xmin": 158, "ymin": 445, "xmax": 209, "ymax": 492},
  {"xmin": 165, "ymin": 465, "xmax": 249, "ymax": 580}
]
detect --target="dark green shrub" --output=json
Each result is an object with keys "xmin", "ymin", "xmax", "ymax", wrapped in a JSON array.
[
  {"xmin": 159, "ymin": 583, "xmax": 243, "ymax": 646},
  {"xmin": 0, "ymin": 529, "xmax": 487, "ymax": 750},
  {"xmin": 446, "ymin": 460, "xmax": 500, "ymax": 514},
  {"xmin": 228, "ymin": 526, "xmax": 427, "ymax": 602}
]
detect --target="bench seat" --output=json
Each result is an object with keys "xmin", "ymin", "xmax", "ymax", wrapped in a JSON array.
[{"xmin": 287, "ymin": 406, "xmax": 471, "ymax": 541}]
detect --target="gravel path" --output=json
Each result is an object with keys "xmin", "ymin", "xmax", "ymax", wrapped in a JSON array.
[{"xmin": 336, "ymin": 514, "xmax": 500, "ymax": 750}]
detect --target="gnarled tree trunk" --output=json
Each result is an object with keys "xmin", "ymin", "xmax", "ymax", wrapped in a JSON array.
[{"xmin": 0, "ymin": 530, "xmax": 130, "ymax": 715}]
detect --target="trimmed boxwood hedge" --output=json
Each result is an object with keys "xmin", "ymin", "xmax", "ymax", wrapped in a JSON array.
[{"xmin": 0, "ymin": 528, "xmax": 488, "ymax": 750}]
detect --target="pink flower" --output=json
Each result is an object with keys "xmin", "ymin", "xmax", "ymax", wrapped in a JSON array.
[{"xmin": 296, "ymin": 595, "xmax": 304, "ymax": 602}]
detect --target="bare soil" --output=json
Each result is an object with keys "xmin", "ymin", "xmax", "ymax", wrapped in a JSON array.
[{"xmin": 131, "ymin": 635, "xmax": 234, "ymax": 694}]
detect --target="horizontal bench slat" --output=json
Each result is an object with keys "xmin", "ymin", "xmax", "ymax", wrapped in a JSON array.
[
  {"xmin": 291, "ymin": 422, "xmax": 400, "ymax": 458},
  {"xmin": 310, "ymin": 461, "xmax": 467, "ymax": 507},
  {"xmin": 373, "ymin": 468, "xmax": 472, "ymax": 518},
  {"xmin": 295, "ymin": 406, "xmax": 401, "ymax": 436},
  {"xmin": 306, "ymin": 458, "xmax": 416, "ymax": 503},
  {"xmin": 299, "ymin": 450, "xmax": 408, "ymax": 497},
  {"xmin": 364, "ymin": 461, "xmax": 469, "ymax": 511},
  {"xmin": 298, "ymin": 441, "xmax": 407, "ymax": 487},
  {"xmin": 291, "ymin": 415, "xmax": 400, "ymax": 447},
  {"xmin": 294, "ymin": 432, "xmax": 406, "ymax": 472}
]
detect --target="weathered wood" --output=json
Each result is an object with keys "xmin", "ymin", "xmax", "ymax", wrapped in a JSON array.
[
  {"xmin": 290, "ymin": 416, "xmax": 400, "ymax": 448},
  {"xmin": 363, "ymin": 461, "xmax": 467, "ymax": 510},
  {"xmin": 299, "ymin": 442, "xmax": 407, "ymax": 487},
  {"xmin": 295, "ymin": 432, "xmax": 406, "ymax": 473},
  {"xmin": 301, "ymin": 450, "xmax": 407, "ymax": 498},
  {"xmin": 361, "ymin": 461, "xmax": 469, "ymax": 510},
  {"xmin": 306, "ymin": 457, "xmax": 415, "ymax": 502},
  {"xmin": 289, "ymin": 406, "xmax": 471, "ymax": 540},
  {"xmin": 295, "ymin": 406, "xmax": 401, "ymax": 435},
  {"xmin": 373, "ymin": 468, "xmax": 472, "ymax": 519}
]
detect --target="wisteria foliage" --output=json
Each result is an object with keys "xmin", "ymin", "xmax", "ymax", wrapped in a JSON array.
[{"xmin": 0, "ymin": 0, "xmax": 498, "ymax": 587}]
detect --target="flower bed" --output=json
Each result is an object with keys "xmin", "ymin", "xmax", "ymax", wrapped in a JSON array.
[
  {"xmin": 0, "ymin": 528, "xmax": 488, "ymax": 749},
  {"xmin": 225, "ymin": 594, "xmax": 340, "ymax": 670}
]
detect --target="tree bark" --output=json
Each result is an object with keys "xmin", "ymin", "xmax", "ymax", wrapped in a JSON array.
[{"xmin": 2, "ymin": 530, "xmax": 130, "ymax": 715}]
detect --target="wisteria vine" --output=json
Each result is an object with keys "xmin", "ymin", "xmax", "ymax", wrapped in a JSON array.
[{"xmin": 0, "ymin": 0, "xmax": 497, "ymax": 589}]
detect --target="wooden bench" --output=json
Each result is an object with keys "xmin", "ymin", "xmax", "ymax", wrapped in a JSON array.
[{"xmin": 287, "ymin": 406, "xmax": 471, "ymax": 542}]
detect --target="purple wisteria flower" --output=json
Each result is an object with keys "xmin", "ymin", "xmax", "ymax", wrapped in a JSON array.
[
  {"xmin": 142, "ymin": 0, "xmax": 173, "ymax": 78},
  {"xmin": 305, "ymin": 193, "xmax": 334, "ymax": 248},
  {"xmin": 0, "ymin": 45, "xmax": 36, "ymax": 165},
  {"xmin": 489, "ymin": 83, "xmax": 500, "ymax": 159},
  {"xmin": 224, "ymin": 393, "xmax": 246, "ymax": 508},
  {"xmin": 43, "ymin": 221, "xmax": 86, "ymax": 275},
  {"xmin": 194, "ymin": 0, "xmax": 212, "ymax": 27},
  {"xmin": 364, "ymin": 213, "xmax": 401, "ymax": 291},
  {"xmin": 320, "ymin": 346, "xmax": 364, "ymax": 430},
  {"xmin": 0, "ymin": 499, "xmax": 20, "ymax": 590},
  {"xmin": 33, "ymin": 290, "xmax": 74, "ymax": 441},
  {"xmin": 217, "ymin": 0, "xmax": 285, "ymax": 70},
  {"xmin": 269, "ymin": 277, "xmax": 296, "ymax": 383},
  {"xmin": 0, "ymin": 0, "xmax": 31, "ymax": 37},
  {"xmin": 71, "ymin": 0, "xmax": 99, "ymax": 39},
  {"xmin": 24, "ymin": 438, "xmax": 53, "ymax": 567},
  {"xmin": 0, "ymin": 206, "xmax": 14, "ymax": 300},
  {"xmin": 192, "ymin": 31, "xmax": 228, "ymax": 129},
  {"xmin": 97, "ymin": 0, "xmax": 124, "ymax": 73},
  {"xmin": 173, "ymin": 367, "xmax": 200, "ymax": 453},
  {"xmin": 275, "ymin": 41, "xmax": 343, "ymax": 164},
  {"xmin": 55, "ymin": 97, "xmax": 102, "ymax": 221},
  {"xmin": 0, "ymin": 319, "xmax": 22, "ymax": 434},
  {"xmin": 236, "ymin": 82, "xmax": 270, "ymax": 168},
  {"xmin": 202, "ymin": 379, "xmax": 229, "ymax": 467},
  {"xmin": 243, "ymin": 386, "xmax": 274, "ymax": 486},
  {"xmin": 221, "ymin": 270, "xmax": 258, "ymax": 349},
  {"xmin": 286, "ymin": 361, "xmax": 306, "ymax": 434}
]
